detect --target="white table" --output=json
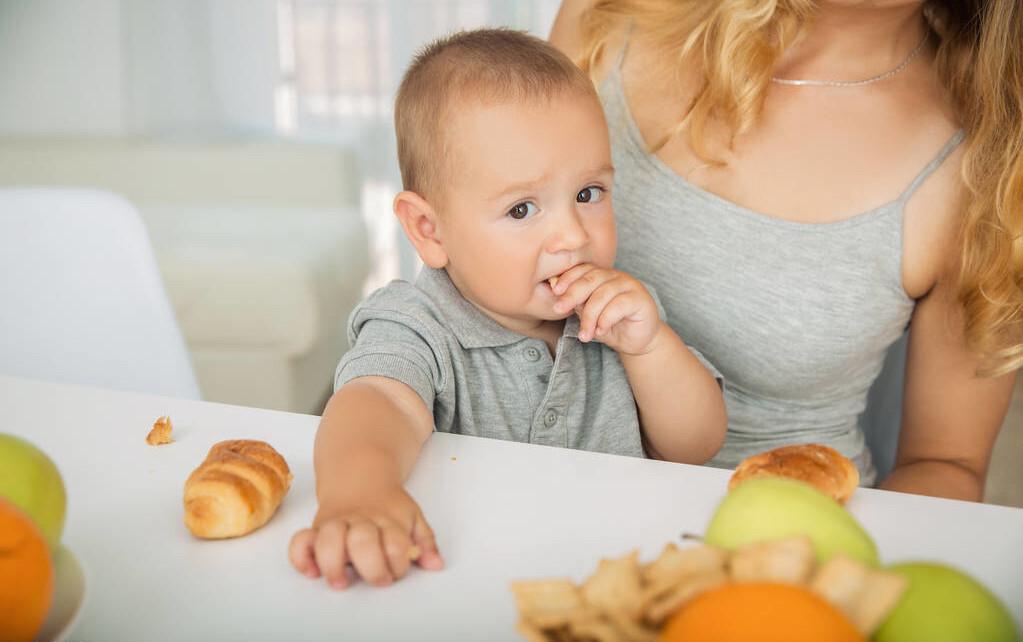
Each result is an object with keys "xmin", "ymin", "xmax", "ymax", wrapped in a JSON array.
[{"xmin": 3, "ymin": 374, "xmax": 1022, "ymax": 640}]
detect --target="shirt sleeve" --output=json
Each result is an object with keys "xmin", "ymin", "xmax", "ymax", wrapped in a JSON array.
[{"xmin": 334, "ymin": 302, "xmax": 451, "ymax": 412}]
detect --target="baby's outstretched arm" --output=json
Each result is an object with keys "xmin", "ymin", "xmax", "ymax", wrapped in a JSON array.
[
  {"xmin": 552, "ymin": 265, "xmax": 726, "ymax": 463},
  {"xmin": 288, "ymin": 376, "xmax": 443, "ymax": 589}
]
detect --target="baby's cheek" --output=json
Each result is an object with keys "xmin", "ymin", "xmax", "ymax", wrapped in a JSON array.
[
  {"xmin": 471, "ymin": 251, "xmax": 530, "ymax": 298},
  {"xmin": 592, "ymin": 223, "xmax": 618, "ymax": 268}
]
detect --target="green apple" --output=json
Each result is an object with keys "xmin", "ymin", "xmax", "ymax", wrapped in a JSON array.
[
  {"xmin": 0, "ymin": 433, "xmax": 66, "ymax": 550},
  {"xmin": 875, "ymin": 562, "xmax": 1020, "ymax": 642},
  {"xmin": 704, "ymin": 477, "xmax": 879, "ymax": 566}
]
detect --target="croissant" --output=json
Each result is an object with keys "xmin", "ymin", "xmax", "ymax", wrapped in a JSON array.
[
  {"xmin": 728, "ymin": 443, "xmax": 859, "ymax": 504},
  {"xmin": 184, "ymin": 439, "xmax": 293, "ymax": 539}
]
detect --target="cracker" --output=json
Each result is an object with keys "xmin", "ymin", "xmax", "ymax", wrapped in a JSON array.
[
  {"xmin": 581, "ymin": 551, "xmax": 644, "ymax": 620},
  {"xmin": 516, "ymin": 619, "xmax": 557, "ymax": 642},
  {"xmin": 644, "ymin": 569, "xmax": 729, "ymax": 625},
  {"xmin": 511, "ymin": 579, "xmax": 587, "ymax": 629},
  {"xmin": 809, "ymin": 555, "xmax": 908, "ymax": 635},
  {"xmin": 604, "ymin": 608, "xmax": 658, "ymax": 642},
  {"xmin": 728, "ymin": 536, "xmax": 814, "ymax": 584},
  {"xmin": 642, "ymin": 542, "xmax": 728, "ymax": 586}
]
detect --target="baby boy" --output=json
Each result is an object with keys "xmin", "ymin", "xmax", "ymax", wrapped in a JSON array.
[{"xmin": 289, "ymin": 28, "xmax": 726, "ymax": 590}]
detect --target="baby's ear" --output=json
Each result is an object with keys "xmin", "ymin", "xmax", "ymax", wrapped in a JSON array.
[{"xmin": 393, "ymin": 190, "xmax": 448, "ymax": 269}]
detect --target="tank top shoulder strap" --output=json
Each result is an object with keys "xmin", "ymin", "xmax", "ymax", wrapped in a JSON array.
[
  {"xmin": 896, "ymin": 130, "xmax": 965, "ymax": 204},
  {"xmin": 610, "ymin": 20, "xmax": 635, "ymax": 73}
]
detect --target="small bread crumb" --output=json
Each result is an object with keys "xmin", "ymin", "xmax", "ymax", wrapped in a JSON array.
[
  {"xmin": 548, "ymin": 276, "xmax": 559, "ymax": 289},
  {"xmin": 146, "ymin": 416, "xmax": 173, "ymax": 445},
  {"xmin": 409, "ymin": 545, "xmax": 421, "ymax": 561}
]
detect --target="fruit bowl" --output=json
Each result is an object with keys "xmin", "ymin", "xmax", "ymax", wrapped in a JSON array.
[{"xmin": 36, "ymin": 545, "xmax": 86, "ymax": 642}]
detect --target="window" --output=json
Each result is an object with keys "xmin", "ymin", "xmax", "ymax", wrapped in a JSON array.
[{"xmin": 275, "ymin": 0, "xmax": 561, "ymax": 289}]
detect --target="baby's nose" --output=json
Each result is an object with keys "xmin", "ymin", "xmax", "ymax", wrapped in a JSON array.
[{"xmin": 546, "ymin": 210, "xmax": 590, "ymax": 253}]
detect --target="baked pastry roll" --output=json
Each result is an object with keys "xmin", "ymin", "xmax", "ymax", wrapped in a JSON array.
[
  {"xmin": 184, "ymin": 439, "xmax": 292, "ymax": 538},
  {"xmin": 729, "ymin": 443, "xmax": 859, "ymax": 504}
]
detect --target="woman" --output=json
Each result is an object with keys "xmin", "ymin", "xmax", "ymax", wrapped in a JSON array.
[{"xmin": 550, "ymin": 0, "xmax": 1021, "ymax": 500}]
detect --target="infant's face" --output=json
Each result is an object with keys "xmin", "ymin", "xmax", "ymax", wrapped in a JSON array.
[{"xmin": 436, "ymin": 91, "xmax": 616, "ymax": 332}]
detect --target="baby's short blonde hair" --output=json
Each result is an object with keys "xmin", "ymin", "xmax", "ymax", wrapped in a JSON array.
[{"xmin": 395, "ymin": 28, "xmax": 598, "ymax": 201}]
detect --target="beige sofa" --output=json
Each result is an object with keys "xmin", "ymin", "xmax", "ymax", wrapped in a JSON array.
[{"xmin": 0, "ymin": 137, "xmax": 370, "ymax": 413}]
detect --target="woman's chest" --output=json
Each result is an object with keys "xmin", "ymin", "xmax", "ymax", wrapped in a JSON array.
[
  {"xmin": 610, "ymin": 177, "xmax": 914, "ymax": 395},
  {"xmin": 616, "ymin": 53, "xmax": 961, "ymax": 299}
]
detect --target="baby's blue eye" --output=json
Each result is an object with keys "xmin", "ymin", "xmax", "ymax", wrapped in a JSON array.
[
  {"xmin": 577, "ymin": 186, "xmax": 605, "ymax": 204},
  {"xmin": 508, "ymin": 201, "xmax": 538, "ymax": 220}
]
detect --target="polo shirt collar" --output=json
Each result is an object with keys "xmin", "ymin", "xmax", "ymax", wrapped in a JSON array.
[{"xmin": 416, "ymin": 267, "xmax": 580, "ymax": 349}]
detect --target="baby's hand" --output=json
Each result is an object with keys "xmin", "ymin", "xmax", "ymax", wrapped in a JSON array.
[
  {"xmin": 288, "ymin": 486, "xmax": 443, "ymax": 590},
  {"xmin": 551, "ymin": 264, "xmax": 660, "ymax": 355}
]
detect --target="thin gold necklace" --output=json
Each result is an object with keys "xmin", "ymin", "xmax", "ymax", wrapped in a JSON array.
[{"xmin": 771, "ymin": 36, "xmax": 928, "ymax": 88}]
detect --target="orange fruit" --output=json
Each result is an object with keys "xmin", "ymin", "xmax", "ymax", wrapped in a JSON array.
[
  {"xmin": 659, "ymin": 582, "xmax": 865, "ymax": 642},
  {"xmin": 0, "ymin": 496, "xmax": 55, "ymax": 642}
]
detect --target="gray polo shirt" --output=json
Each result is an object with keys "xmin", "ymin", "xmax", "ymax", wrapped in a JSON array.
[{"xmin": 335, "ymin": 267, "xmax": 718, "ymax": 458}]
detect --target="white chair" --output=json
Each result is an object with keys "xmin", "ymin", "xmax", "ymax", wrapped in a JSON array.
[
  {"xmin": 0, "ymin": 138, "xmax": 370, "ymax": 413},
  {"xmin": 0, "ymin": 188, "xmax": 200, "ymax": 399}
]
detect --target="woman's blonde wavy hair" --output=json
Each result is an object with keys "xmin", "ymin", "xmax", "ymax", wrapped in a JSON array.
[{"xmin": 578, "ymin": 0, "xmax": 1023, "ymax": 377}]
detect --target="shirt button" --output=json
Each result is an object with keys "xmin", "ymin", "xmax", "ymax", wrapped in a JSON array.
[
  {"xmin": 543, "ymin": 409, "xmax": 558, "ymax": 427},
  {"xmin": 525, "ymin": 347, "xmax": 541, "ymax": 362}
]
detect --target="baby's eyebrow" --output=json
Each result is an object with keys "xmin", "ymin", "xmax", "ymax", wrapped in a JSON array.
[
  {"xmin": 489, "ymin": 173, "xmax": 551, "ymax": 202},
  {"xmin": 488, "ymin": 164, "xmax": 615, "ymax": 202}
]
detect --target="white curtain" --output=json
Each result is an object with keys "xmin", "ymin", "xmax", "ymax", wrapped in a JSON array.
[{"xmin": 120, "ymin": 0, "xmax": 280, "ymax": 137}]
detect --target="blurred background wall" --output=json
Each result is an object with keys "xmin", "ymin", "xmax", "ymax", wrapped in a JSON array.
[{"xmin": 0, "ymin": 0, "xmax": 561, "ymax": 288}]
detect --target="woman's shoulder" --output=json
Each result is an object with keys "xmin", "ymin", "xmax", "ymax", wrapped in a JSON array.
[
  {"xmin": 901, "ymin": 134, "xmax": 966, "ymax": 299},
  {"xmin": 890, "ymin": 62, "xmax": 966, "ymax": 296},
  {"xmin": 548, "ymin": 0, "xmax": 595, "ymax": 57},
  {"xmin": 549, "ymin": 0, "xmax": 630, "ymax": 85}
]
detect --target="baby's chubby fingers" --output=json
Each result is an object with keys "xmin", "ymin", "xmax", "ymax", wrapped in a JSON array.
[
  {"xmin": 313, "ymin": 520, "xmax": 352, "ymax": 590},
  {"xmin": 552, "ymin": 265, "xmax": 614, "ymax": 315},
  {"xmin": 594, "ymin": 293, "xmax": 639, "ymax": 336},
  {"xmin": 346, "ymin": 518, "xmax": 394, "ymax": 587},
  {"xmin": 549, "ymin": 263, "xmax": 595, "ymax": 296},
  {"xmin": 597, "ymin": 292, "xmax": 661, "ymax": 354},
  {"xmin": 288, "ymin": 528, "xmax": 321, "ymax": 579},
  {"xmin": 411, "ymin": 509, "xmax": 444, "ymax": 571},
  {"xmin": 576, "ymin": 278, "xmax": 635, "ymax": 341},
  {"xmin": 379, "ymin": 521, "xmax": 415, "ymax": 580}
]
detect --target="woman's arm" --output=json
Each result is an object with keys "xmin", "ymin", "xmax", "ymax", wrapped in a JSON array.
[{"xmin": 881, "ymin": 280, "xmax": 1018, "ymax": 501}]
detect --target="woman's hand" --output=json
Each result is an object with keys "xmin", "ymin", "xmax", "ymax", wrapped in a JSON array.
[{"xmin": 551, "ymin": 263, "xmax": 660, "ymax": 356}]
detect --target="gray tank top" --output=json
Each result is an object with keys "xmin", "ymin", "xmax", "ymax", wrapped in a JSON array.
[{"xmin": 600, "ymin": 61, "xmax": 964, "ymax": 486}]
